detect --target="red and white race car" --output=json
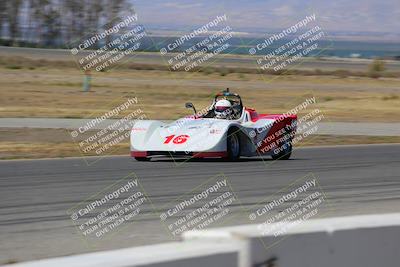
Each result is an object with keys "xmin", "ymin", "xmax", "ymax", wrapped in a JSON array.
[{"xmin": 130, "ymin": 89, "xmax": 297, "ymax": 161}]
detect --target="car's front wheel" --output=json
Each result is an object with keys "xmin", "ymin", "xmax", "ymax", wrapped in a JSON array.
[{"xmin": 227, "ymin": 131, "xmax": 241, "ymax": 161}]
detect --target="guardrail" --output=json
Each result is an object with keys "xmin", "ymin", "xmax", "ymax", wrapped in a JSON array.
[
  {"xmin": 184, "ymin": 213, "xmax": 400, "ymax": 267},
  {"xmin": 4, "ymin": 213, "xmax": 400, "ymax": 267}
]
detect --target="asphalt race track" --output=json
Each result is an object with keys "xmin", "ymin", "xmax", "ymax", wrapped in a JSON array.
[{"xmin": 1, "ymin": 144, "xmax": 400, "ymax": 263}]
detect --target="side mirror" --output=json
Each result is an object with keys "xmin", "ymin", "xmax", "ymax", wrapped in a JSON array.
[{"xmin": 185, "ymin": 102, "xmax": 197, "ymax": 114}]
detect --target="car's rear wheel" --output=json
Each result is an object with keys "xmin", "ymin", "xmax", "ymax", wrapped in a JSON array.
[
  {"xmin": 271, "ymin": 137, "xmax": 292, "ymax": 160},
  {"xmin": 135, "ymin": 157, "xmax": 151, "ymax": 161},
  {"xmin": 227, "ymin": 131, "xmax": 240, "ymax": 161}
]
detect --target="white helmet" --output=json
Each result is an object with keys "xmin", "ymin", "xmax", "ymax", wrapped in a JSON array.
[{"xmin": 215, "ymin": 99, "xmax": 232, "ymax": 119}]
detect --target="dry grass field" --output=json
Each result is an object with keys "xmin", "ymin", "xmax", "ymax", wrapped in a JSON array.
[{"xmin": 0, "ymin": 59, "xmax": 399, "ymax": 121}]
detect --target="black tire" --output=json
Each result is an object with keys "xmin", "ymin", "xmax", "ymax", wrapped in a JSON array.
[
  {"xmin": 135, "ymin": 157, "xmax": 151, "ymax": 161},
  {"xmin": 273, "ymin": 150, "xmax": 292, "ymax": 160},
  {"xmin": 227, "ymin": 130, "xmax": 241, "ymax": 161},
  {"xmin": 271, "ymin": 138, "xmax": 292, "ymax": 160}
]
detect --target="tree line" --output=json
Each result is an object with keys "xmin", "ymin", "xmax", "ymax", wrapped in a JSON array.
[{"xmin": 0, "ymin": 0, "xmax": 134, "ymax": 47}]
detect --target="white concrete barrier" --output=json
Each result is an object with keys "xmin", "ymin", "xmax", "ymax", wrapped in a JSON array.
[
  {"xmin": 4, "ymin": 213, "xmax": 400, "ymax": 267},
  {"xmin": 184, "ymin": 213, "xmax": 400, "ymax": 267},
  {"xmin": 2, "ymin": 242, "xmax": 240, "ymax": 267}
]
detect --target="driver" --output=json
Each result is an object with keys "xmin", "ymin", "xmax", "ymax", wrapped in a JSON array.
[{"xmin": 214, "ymin": 99, "xmax": 232, "ymax": 119}]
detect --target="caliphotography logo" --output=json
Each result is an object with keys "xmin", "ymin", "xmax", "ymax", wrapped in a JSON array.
[
  {"xmin": 69, "ymin": 94, "xmax": 148, "ymax": 165},
  {"xmin": 67, "ymin": 173, "xmax": 153, "ymax": 247}
]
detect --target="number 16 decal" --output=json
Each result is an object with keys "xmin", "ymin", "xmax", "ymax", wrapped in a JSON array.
[{"xmin": 164, "ymin": 135, "xmax": 190, "ymax": 144}]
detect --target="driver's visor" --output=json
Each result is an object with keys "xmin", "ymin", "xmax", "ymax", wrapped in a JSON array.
[{"xmin": 215, "ymin": 106, "xmax": 229, "ymax": 112}]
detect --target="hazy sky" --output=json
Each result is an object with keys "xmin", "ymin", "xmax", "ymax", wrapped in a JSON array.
[{"xmin": 131, "ymin": 0, "xmax": 400, "ymax": 34}]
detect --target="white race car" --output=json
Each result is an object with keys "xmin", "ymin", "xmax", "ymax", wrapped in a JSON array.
[{"xmin": 130, "ymin": 89, "xmax": 297, "ymax": 161}]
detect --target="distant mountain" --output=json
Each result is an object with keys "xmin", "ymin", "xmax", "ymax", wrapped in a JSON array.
[{"xmin": 131, "ymin": 0, "xmax": 400, "ymax": 40}]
